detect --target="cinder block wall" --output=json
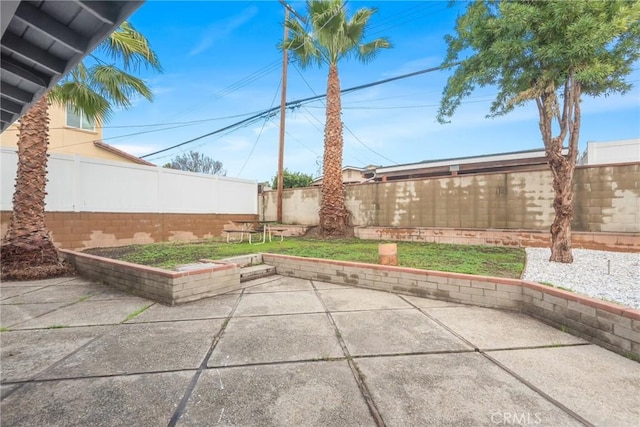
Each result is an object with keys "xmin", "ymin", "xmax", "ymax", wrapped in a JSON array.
[
  {"xmin": 261, "ymin": 163, "xmax": 640, "ymax": 233},
  {"xmin": 263, "ymin": 254, "xmax": 640, "ymax": 359},
  {"xmin": 0, "ymin": 212, "xmax": 258, "ymax": 250},
  {"xmin": 61, "ymin": 249, "xmax": 241, "ymax": 305}
]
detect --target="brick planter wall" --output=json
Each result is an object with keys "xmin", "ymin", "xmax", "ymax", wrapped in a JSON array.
[
  {"xmin": 262, "ymin": 254, "xmax": 640, "ymax": 359},
  {"xmin": 354, "ymin": 227, "xmax": 640, "ymax": 252},
  {"xmin": 61, "ymin": 249, "xmax": 241, "ymax": 305}
]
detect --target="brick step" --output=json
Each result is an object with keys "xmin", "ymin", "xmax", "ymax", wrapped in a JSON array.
[{"xmin": 240, "ymin": 264, "xmax": 276, "ymax": 282}]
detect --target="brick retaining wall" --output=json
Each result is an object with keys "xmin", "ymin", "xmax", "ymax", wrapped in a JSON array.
[
  {"xmin": 355, "ymin": 227, "xmax": 640, "ymax": 252},
  {"xmin": 262, "ymin": 254, "xmax": 640, "ymax": 359},
  {"xmin": 1, "ymin": 212, "xmax": 258, "ymax": 250},
  {"xmin": 61, "ymin": 250, "xmax": 241, "ymax": 305}
]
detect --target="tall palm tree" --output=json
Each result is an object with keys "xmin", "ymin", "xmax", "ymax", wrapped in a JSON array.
[
  {"xmin": 280, "ymin": 0, "xmax": 390, "ymax": 236},
  {"xmin": 1, "ymin": 22, "xmax": 161, "ymax": 280}
]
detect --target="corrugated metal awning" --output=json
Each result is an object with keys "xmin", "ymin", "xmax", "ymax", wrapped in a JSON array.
[{"xmin": 0, "ymin": 0, "xmax": 144, "ymax": 132}]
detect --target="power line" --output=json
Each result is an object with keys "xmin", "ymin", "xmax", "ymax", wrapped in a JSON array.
[
  {"xmin": 236, "ymin": 79, "xmax": 283, "ymax": 176},
  {"xmin": 167, "ymin": 60, "xmax": 281, "ymax": 121},
  {"xmin": 4, "ymin": 109, "xmax": 269, "ymax": 132},
  {"xmin": 369, "ymin": 2, "xmax": 450, "ymax": 36},
  {"xmin": 292, "ymin": 63, "xmax": 396, "ymax": 165},
  {"xmin": 140, "ymin": 63, "xmax": 456, "ymax": 159}
]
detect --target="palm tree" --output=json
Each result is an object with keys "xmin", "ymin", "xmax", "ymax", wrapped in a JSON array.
[
  {"xmin": 280, "ymin": 0, "xmax": 390, "ymax": 236},
  {"xmin": 1, "ymin": 22, "xmax": 161, "ymax": 280}
]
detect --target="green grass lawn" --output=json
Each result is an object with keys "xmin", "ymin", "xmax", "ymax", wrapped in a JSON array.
[{"xmin": 85, "ymin": 238, "xmax": 525, "ymax": 278}]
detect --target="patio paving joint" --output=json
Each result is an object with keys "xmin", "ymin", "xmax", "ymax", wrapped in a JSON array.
[
  {"xmin": 399, "ymin": 295, "xmax": 481, "ymax": 351},
  {"xmin": 167, "ymin": 288, "xmax": 245, "ymax": 427},
  {"xmin": 2, "ymin": 367, "xmax": 200, "ymax": 386},
  {"xmin": 0, "ymin": 325, "xmax": 116, "ymax": 400},
  {"xmin": 481, "ymin": 352, "xmax": 596, "ymax": 427},
  {"xmin": 4, "ymin": 303, "xmax": 73, "ymax": 329},
  {"xmin": 481, "ymin": 342, "xmax": 593, "ymax": 353},
  {"xmin": 310, "ymin": 280, "xmax": 386, "ymax": 427}
]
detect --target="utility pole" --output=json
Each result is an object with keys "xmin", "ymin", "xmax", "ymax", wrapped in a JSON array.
[
  {"xmin": 276, "ymin": 2, "xmax": 289, "ymax": 224},
  {"xmin": 277, "ymin": 1, "xmax": 306, "ymax": 224}
]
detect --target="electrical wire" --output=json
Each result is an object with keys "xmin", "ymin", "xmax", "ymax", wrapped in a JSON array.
[
  {"xmin": 167, "ymin": 60, "xmax": 281, "ymax": 121},
  {"xmin": 236, "ymin": 78, "xmax": 283, "ymax": 176},
  {"xmin": 369, "ymin": 2, "xmax": 450, "ymax": 36},
  {"xmin": 6, "ymin": 109, "xmax": 270, "ymax": 132},
  {"xmin": 292, "ymin": 63, "xmax": 397, "ymax": 164},
  {"xmin": 139, "ymin": 63, "xmax": 455, "ymax": 158}
]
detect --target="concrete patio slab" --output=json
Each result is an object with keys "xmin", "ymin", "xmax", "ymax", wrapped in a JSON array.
[
  {"xmin": 0, "ymin": 326, "xmax": 112, "ymax": 382},
  {"xmin": 239, "ymin": 276, "xmax": 280, "ymax": 287},
  {"xmin": 1, "ymin": 274, "xmax": 637, "ymax": 426},
  {"xmin": 0, "ymin": 302, "xmax": 67, "ymax": 328},
  {"xmin": 489, "ymin": 345, "xmax": 640, "ymax": 426},
  {"xmin": 0, "ymin": 371, "xmax": 194, "ymax": 427},
  {"xmin": 400, "ymin": 294, "xmax": 465, "ymax": 308},
  {"xmin": 14, "ymin": 298, "xmax": 154, "ymax": 329},
  {"xmin": 311, "ymin": 280, "xmax": 352, "ymax": 290},
  {"xmin": 424, "ymin": 306, "xmax": 587, "ymax": 349},
  {"xmin": 86, "ymin": 286, "xmax": 141, "ymax": 300},
  {"xmin": 0, "ymin": 286, "xmax": 47, "ymax": 301},
  {"xmin": 39, "ymin": 319, "xmax": 224, "ymax": 379},
  {"xmin": 234, "ymin": 291, "xmax": 324, "ymax": 316},
  {"xmin": 0, "ymin": 276, "xmax": 77, "ymax": 288},
  {"xmin": 317, "ymin": 288, "xmax": 412, "ymax": 312},
  {"xmin": 208, "ymin": 313, "xmax": 343, "ymax": 367},
  {"xmin": 128, "ymin": 294, "xmax": 238, "ymax": 323},
  {"xmin": 1, "ymin": 284, "xmax": 103, "ymax": 304},
  {"xmin": 0, "ymin": 384, "xmax": 17, "ymax": 399},
  {"xmin": 332, "ymin": 309, "xmax": 472, "ymax": 356},
  {"xmin": 179, "ymin": 361, "xmax": 375, "ymax": 426},
  {"xmin": 244, "ymin": 276, "xmax": 314, "ymax": 293},
  {"xmin": 355, "ymin": 353, "xmax": 581, "ymax": 426}
]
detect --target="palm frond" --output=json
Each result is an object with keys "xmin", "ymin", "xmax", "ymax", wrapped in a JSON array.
[
  {"xmin": 89, "ymin": 64, "xmax": 153, "ymax": 108},
  {"xmin": 309, "ymin": 0, "xmax": 343, "ymax": 35},
  {"xmin": 357, "ymin": 38, "xmax": 392, "ymax": 64},
  {"xmin": 345, "ymin": 8, "xmax": 375, "ymax": 43},
  {"xmin": 48, "ymin": 83, "xmax": 111, "ymax": 122},
  {"xmin": 280, "ymin": 17, "xmax": 322, "ymax": 69},
  {"xmin": 98, "ymin": 21, "xmax": 162, "ymax": 73}
]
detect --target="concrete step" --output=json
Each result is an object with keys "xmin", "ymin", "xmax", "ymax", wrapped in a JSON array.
[{"xmin": 240, "ymin": 264, "xmax": 276, "ymax": 282}]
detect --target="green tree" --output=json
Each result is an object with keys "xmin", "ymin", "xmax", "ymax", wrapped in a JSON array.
[
  {"xmin": 1, "ymin": 22, "xmax": 161, "ymax": 280},
  {"xmin": 280, "ymin": 0, "xmax": 390, "ymax": 236},
  {"xmin": 163, "ymin": 151, "xmax": 226, "ymax": 175},
  {"xmin": 438, "ymin": 0, "xmax": 640, "ymax": 263},
  {"xmin": 272, "ymin": 169, "xmax": 313, "ymax": 189}
]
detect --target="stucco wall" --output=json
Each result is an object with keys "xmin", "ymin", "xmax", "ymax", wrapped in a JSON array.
[
  {"xmin": 260, "ymin": 163, "xmax": 640, "ymax": 233},
  {"xmin": 0, "ymin": 104, "xmax": 139, "ymax": 163}
]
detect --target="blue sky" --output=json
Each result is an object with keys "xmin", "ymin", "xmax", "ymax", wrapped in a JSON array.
[{"xmin": 103, "ymin": 1, "xmax": 640, "ymax": 182}]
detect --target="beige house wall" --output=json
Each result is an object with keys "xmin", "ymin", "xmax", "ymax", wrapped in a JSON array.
[
  {"xmin": 0, "ymin": 103, "xmax": 140, "ymax": 164},
  {"xmin": 261, "ymin": 163, "xmax": 640, "ymax": 233},
  {"xmin": 312, "ymin": 168, "xmax": 365, "ymax": 186}
]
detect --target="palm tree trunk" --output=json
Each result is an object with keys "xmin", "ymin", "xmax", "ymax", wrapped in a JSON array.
[
  {"xmin": 1, "ymin": 96, "xmax": 67, "ymax": 280},
  {"xmin": 320, "ymin": 63, "xmax": 348, "ymax": 235}
]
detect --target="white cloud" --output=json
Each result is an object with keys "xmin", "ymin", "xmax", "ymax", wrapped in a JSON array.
[
  {"xmin": 189, "ymin": 6, "xmax": 258, "ymax": 56},
  {"xmin": 382, "ymin": 56, "xmax": 442, "ymax": 77}
]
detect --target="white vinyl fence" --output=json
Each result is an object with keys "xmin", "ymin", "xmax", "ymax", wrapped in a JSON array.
[{"xmin": 1, "ymin": 148, "xmax": 257, "ymax": 214}]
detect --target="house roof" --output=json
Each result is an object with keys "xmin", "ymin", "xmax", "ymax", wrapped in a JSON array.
[
  {"xmin": 93, "ymin": 140, "xmax": 155, "ymax": 166},
  {"xmin": 1, "ymin": 0, "xmax": 144, "ymax": 132},
  {"xmin": 311, "ymin": 166, "xmax": 369, "ymax": 184},
  {"xmin": 376, "ymin": 147, "xmax": 566, "ymax": 175}
]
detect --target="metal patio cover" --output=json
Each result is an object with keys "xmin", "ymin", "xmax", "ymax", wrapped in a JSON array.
[{"xmin": 0, "ymin": 0, "xmax": 144, "ymax": 132}]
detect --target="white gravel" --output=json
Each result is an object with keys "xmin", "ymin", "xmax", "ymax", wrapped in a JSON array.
[{"xmin": 522, "ymin": 248, "xmax": 640, "ymax": 309}]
